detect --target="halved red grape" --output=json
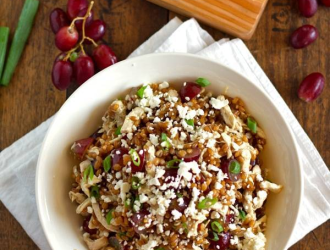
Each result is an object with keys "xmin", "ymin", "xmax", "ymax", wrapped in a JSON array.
[
  {"xmin": 55, "ymin": 26, "xmax": 79, "ymax": 51},
  {"xmin": 50, "ymin": 8, "xmax": 69, "ymax": 34},
  {"xmin": 73, "ymin": 55, "xmax": 95, "ymax": 85},
  {"xmin": 131, "ymin": 210, "xmax": 150, "ymax": 234},
  {"xmin": 179, "ymin": 82, "xmax": 202, "ymax": 102},
  {"xmin": 182, "ymin": 147, "xmax": 201, "ymax": 162},
  {"xmin": 221, "ymin": 160, "xmax": 241, "ymax": 182},
  {"xmin": 290, "ymin": 25, "xmax": 318, "ymax": 49},
  {"xmin": 82, "ymin": 216, "xmax": 97, "ymax": 234},
  {"xmin": 75, "ymin": 7, "xmax": 93, "ymax": 30},
  {"xmin": 225, "ymin": 214, "xmax": 234, "ymax": 224},
  {"xmin": 169, "ymin": 197, "xmax": 190, "ymax": 213},
  {"xmin": 131, "ymin": 149, "xmax": 145, "ymax": 173},
  {"xmin": 209, "ymin": 232, "xmax": 231, "ymax": 250},
  {"xmin": 72, "ymin": 137, "xmax": 94, "ymax": 159},
  {"xmin": 52, "ymin": 60, "xmax": 73, "ymax": 91},
  {"xmin": 67, "ymin": 0, "xmax": 89, "ymax": 20},
  {"xmin": 164, "ymin": 169, "xmax": 179, "ymax": 183},
  {"xmin": 92, "ymin": 45, "xmax": 118, "ymax": 71},
  {"xmin": 298, "ymin": 0, "xmax": 318, "ymax": 18},
  {"xmin": 298, "ymin": 72, "xmax": 325, "ymax": 102},
  {"xmin": 85, "ymin": 20, "xmax": 106, "ymax": 43},
  {"xmin": 108, "ymin": 237, "xmax": 123, "ymax": 250},
  {"xmin": 321, "ymin": 0, "xmax": 330, "ymax": 6},
  {"xmin": 111, "ymin": 148, "xmax": 129, "ymax": 167}
]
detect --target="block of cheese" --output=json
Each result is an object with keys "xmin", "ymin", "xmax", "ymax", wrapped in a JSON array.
[{"xmin": 147, "ymin": 0, "xmax": 268, "ymax": 40}]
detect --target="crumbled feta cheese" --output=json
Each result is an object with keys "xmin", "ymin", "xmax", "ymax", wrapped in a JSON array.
[
  {"xmin": 210, "ymin": 97, "xmax": 229, "ymax": 109},
  {"xmin": 177, "ymin": 105, "xmax": 189, "ymax": 119},
  {"xmin": 150, "ymin": 134, "xmax": 159, "ymax": 146},
  {"xmin": 171, "ymin": 209, "xmax": 183, "ymax": 220},
  {"xmin": 159, "ymin": 81, "xmax": 169, "ymax": 89}
]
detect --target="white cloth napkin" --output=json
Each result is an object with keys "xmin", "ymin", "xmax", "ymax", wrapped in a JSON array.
[{"xmin": 0, "ymin": 17, "xmax": 329, "ymax": 250}]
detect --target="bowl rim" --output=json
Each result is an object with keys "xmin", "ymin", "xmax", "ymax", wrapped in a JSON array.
[{"xmin": 36, "ymin": 52, "xmax": 303, "ymax": 250}]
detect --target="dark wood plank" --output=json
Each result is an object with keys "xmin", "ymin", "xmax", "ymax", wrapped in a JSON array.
[
  {"xmin": 169, "ymin": 0, "xmax": 330, "ymax": 249},
  {"xmin": 0, "ymin": 0, "xmax": 167, "ymax": 249}
]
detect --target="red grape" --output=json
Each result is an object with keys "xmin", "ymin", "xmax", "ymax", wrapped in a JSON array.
[
  {"xmin": 73, "ymin": 54, "xmax": 95, "ymax": 85},
  {"xmin": 221, "ymin": 160, "xmax": 241, "ymax": 182},
  {"xmin": 110, "ymin": 148, "xmax": 129, "ymax": 167},
  {"xmin": 298, "ymin": 0, "xmax": 318, "ymax": 17},
  {"xmin": 321, "ymin": 0, "xmax": 330, "ymax": 6},
  {"xmin": 92, "ymin": 45, "xmax": 118, "ymax": 70},
  {"xmin": 290, "ymin": 25, "xmax": 318, "ymax": 49},
  {"xmin": 71, "ymin": 137, "xmax": 94, "ymax": 159},
  {"xmin": 55, "ymin": 26, "xmax": 79, "ymax": 51},
  {"xmin": 50, "ymin": 8, "xmax": 69, "ymax": 34},
  {"xmin": 179, "ymin": 82, "xmax": 202, "ymax": 102},
  {"xmin": 182, "ymin": 147, "xmax": 201, "ymax": 162},
  {"xmin": 52, "ymin": 60, "xmax": 73, "ymax": 91},
  {"xmin": 67, "ymin": 0, "xmax": 88, "ymax": 20},
  {"xmin": 131, "ymin": 149, "xmax": 146, "ymax": 173},
  {"xmin": 82, "ymin": 216, "xmax": 97, "ymax": 234},
  {"xmin": 209, "ymin": 232, "xmax": 231, "ymax": 250},
  {"xmin": 169, "ymin": 197, "xmax": 190, "ymax": 213},
  {"xmin": 108, "ymin": 237, "xmax": 123, "ymax": 250},
  {"xmin": 298, "ymin": 72, "xmax": 325, "ymax": 102},
  {"xmin": 85, "ymin": 20, "xmax": 106, "ymax": 43},
  {"xmin": 131, "ymin": 210, "xmax": 150, "ymax": 234},
  {"xmin": 75, "ymin": 7, "xmax": 93, "ymax": 31}
]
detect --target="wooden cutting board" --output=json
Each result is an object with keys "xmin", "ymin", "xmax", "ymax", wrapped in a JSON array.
[{"xmin": 147, "ymin": 0, "xmax": 268, "ymax": 40}]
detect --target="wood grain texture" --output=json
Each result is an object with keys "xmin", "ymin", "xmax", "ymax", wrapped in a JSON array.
[{"xmin": 0, "ymin": 0, "xmax": 329, "ymax": 249}]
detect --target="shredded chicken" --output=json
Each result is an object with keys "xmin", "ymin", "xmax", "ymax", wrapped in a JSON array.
[
  {"xmin": 83, "ymin": 235, "xmax": 109, "ymax": 250},
  {"xmin": 92, "ymin": 200, "xmax": 119, "ymax": 232},
  {"xmin": 121, "ymin": 107, "xmax": 144, "ymax": 134},
  {"xmin": 69, "ymin": 191, "xmax": 86, "ymax": 204},
  {"xmin": 260, "ymin": 181, "xmax": 283, "ymax": 193},
  {"xmin": 109, "ymin": 100, "xmax": 127, "ymax": 127}
]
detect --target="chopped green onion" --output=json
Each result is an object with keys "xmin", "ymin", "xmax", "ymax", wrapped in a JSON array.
[
  {"xmin": 69, "ymin": 52, "xmax": 78, "ymax": 62},
  {"xmin": 209, "ymin": 231, "xmax": 219, "ymax": 241},
  {"xmin": 196, "ymin": 77, "xmax": 211, "ymax": 87},
  {"xmin": 247, "ymin": 117, "xmax": 257, "ymax": 134},
  {"xmin": 182, "ymin": 222, "xmax": 188, "ymax": 234},
  {"xmin": 0, "ymin": 27, "xmax": 10, "ymax": 79},
  {"xmin": 125, "ymin": 198, "xmax": 132, "ymax": 208},
  {"xmin": 115, "ymin": 126, "xmax": 122, "ymax": 136},
  {"xmin": 132, "ymin": 196, "xmax": 141, "ymax": 212},
  {"xmin": 132, "ymin": 176, "xmax": 141, "ymax": 190},
  {"xmin": 229, "ymin": 160, "xmax": 241, "ymax": 174},
  {"xmin": 137, "ymin": 85, "xmax": 147, "ymax": 98},
  {"xmin": 167, "ymin": 159, "xmax": 183, "ymax": 169},
  {"xmin": 83, "ymin": 165, "xmax": 94, "ymax": 182},
  {"xmin": 1, "ymin": 0, "xmax": 40, "ymax": 86},
  {"xmin": 161, "ymin": 133, "xmax": 171, "ymax": 149},
  {"xmin": 239, "ymin": 209, "xmax": 246, "ymax": 221},
  {"xmin": 106, "ymin": 208, "xmax": 115, "ymax": 224},
  {"xmin": 90, "ymin": 186, "xmax": 100, "ymax": 199},
  {"xmin": 211, "ymin": 221, "xmax": 223, "ymax": 233},
  {"xmin": 185, "ymin": 119, "xmax": 194, "ymax": 127},
  {"xmin": 103, "ymin": 155, "xmax": 111, "ymax": 172},
  {"xmin": 197, "ymin": 198, "xmax": 218, "ymax": 210},
  {"xmin": 129, "ymin": 149, "xmax": 141, "ymax": 166},
  {"xmin": 161, "ymin": 133, "xmax": 168, "ymax": 141},
  {"xmin": 176, "ymin": 193, "xmax": 183, "ymax": 198}
]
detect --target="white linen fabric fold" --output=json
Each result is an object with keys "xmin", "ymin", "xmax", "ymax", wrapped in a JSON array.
[{"xmin": 0, "ymin": 17, "xmax": 329, "ymax": 250}]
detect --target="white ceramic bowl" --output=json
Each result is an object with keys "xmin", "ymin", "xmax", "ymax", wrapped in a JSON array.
[{"xmin": 36, "ymin": 53, "xmax": 303, "ymax": 250}]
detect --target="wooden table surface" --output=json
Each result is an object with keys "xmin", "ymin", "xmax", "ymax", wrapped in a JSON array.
[{"xmin": 0, "ymin": 0, "xmax": 329, "ymax": 249}]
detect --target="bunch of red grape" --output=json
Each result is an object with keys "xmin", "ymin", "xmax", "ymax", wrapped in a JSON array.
[
  {"xmin": 290, "ymin": 0, "xmax": 328, "ymax": 102},
  {"xmin": 50, "ymin": 0, "xmax": 117, "ymax": 91}
]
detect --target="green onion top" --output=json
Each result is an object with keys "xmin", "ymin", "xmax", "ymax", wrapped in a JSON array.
[
  {"xmin": 185, "ymin": 119, "xmax": 194, "ymax": 127},
  {"xmin": 182, "ymin": 222, "xmax": 188, "ymax": 234},
  {"xmin": 196, "ymin": 77, "xmax": 211, "ymax": 87},
  {"xmin": 129, "ymin": 149, "xmax": 141, "ymax": 166},
  {"xmin": 247, "ymin": 117, "xmax": 257, "ymax": 134},
  {"xmin": 211, "ymin": 221, "xmax": 224, "ymax": 233},
  {"xmin": 229, "ymin": 160, "xmax": 241, "ymax": 174},
  {"xmin": 167, "ymin": 159, "xmax": 183, "ymax": 169},
  {"xmin": 106, "ymin": 208, "xmax": 115, "ymax": 224},
  {"xmin": 83, "ymin": 165, "xmax": 94, "ymax": 182},
  {"xmin": 161, "ymin": 133, "xmax": 168, "ymax": 141},
  {"xmin": 209, "ymin": 231, "xmax": 219, "ymax": 241},
  {"xmin": 176, "ymin": 193, "xmax": 183, "ymax": 198},
  {"xmin": 197, "ymin": 198, "xmax": 218, "ymax": 209},
  {"xmin": 90, "ymin": 186, "xmax": 100, "ymax": 199},
  {"xmin": 115, "ymin": 126, "xmax": 122, "ymax": 136},
  {"xmin": 132, "ymin": 176, "xmax": 141, "ymax": 190},
  {"xmin": 137, "ymin": 85, "xmax": 148, "ymax": 98},
  {"xmin": 103, "ymin": 155, "xmax": 111, "ymax": 172},
  {"xmin": 125, "ymin": 198, "xmax": 131, "ymax": 208},
  {"xmin": 239, "ymin": 209, "xmax": 246, "ymax": 221}
]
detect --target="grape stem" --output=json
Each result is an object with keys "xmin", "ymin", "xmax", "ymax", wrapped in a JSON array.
[{"xmin": 64, "ymin": 1, "xmax": 97, "ymax": 61}]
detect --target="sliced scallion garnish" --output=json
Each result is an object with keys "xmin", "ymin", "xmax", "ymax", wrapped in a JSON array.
[
  {"xmin": 83, "ymin": 165, "xmax": 94, "ymax": 182},
  {"xmin": 129, "ymin": 149, "xmax": 141, "ymax": 166},
  {"xmin": 247, "ymin": 117, "xmax": 257, "ymax": 134},
  {"xmin": 115, "ymin": 126, "xmax": 122, "ymax": 136},
  {"xmin": 161, "ymin": 133, "xmax": 171, "ymax": 149},
  {"xmin": 196, "ymin": 77, "xmax": 211, "ymax": 87},
  {"xmin": 125, "ymin": 198, "xmax": 131, "ymax": 208},
  {"xmin": 211, "ymin": 221, "xmax": 224, "ymax": 233},
  {"xmin": 182, "ymin": 222, "xmax": 188, "ymax": 234},
  {"xmin": 176, "ymin": 193, "xmax": 183, "ymax": 198},
  {"xmin": 197, "ymin": 198, "xmax": 218, "ymax": 210},
  {"xmin": 106, "ymin": 208, "xmax": 115, "ymax": 224},
  {"xmin": 229, "ymin": 160, "xmax": 241, "ymax": 174},
  {"xmin": 132, "ymin": 176, "xmax": 141, "ymax": 190},
  {"xmin": 167, "ymin": 159, "xmax": 183, "ymax": 169},
  {"xmin": 137, "ymin": 85, "xmax": 147, "ymax": 98},
  {"xmin": 209, "ymin": 231, "xmax": 219, "ymax": 241},
  {"xmin": 185, "ymin": 119, "xmax": 194, "ymax": 127},
  {"xmin": 90, "ymin": 186, "xmax": 100, "ymax": 199},
  {"xmin": 103, "ymin": 155, "xmax": 111, "ymax": 172},
  {"xmin": 239, "ymin": 209, "xmax": 246, "ymax": 221}
]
